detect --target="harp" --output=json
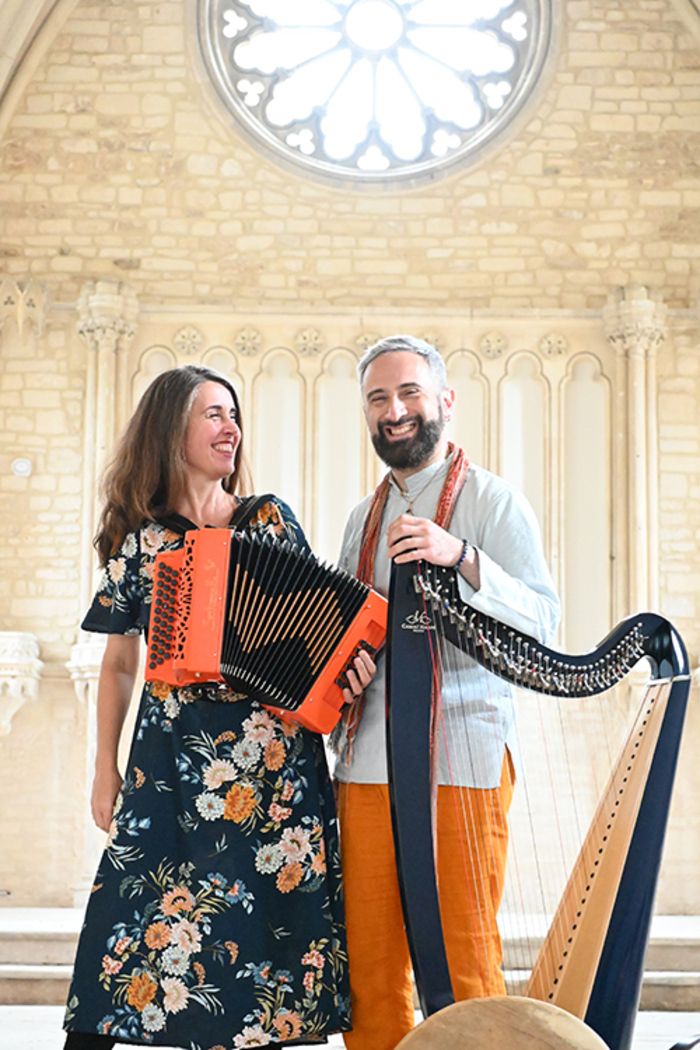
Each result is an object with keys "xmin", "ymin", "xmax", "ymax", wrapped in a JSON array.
[
  {"xmin": 387, "ymin": 559, "xmax": 691, "ymax": 1050},
  {"xmin": 145, "ymin": 528, "xmax": 387, "ymax": 733}
]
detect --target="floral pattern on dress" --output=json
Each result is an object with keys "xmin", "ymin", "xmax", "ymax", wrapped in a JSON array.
[{"xmin": 64, "ymin": 499, "xmax": 350, "ymax": 1048}]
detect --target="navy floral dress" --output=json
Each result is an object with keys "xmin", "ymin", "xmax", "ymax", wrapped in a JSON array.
[{"xmin": 64, "ymin": 499, "xmax": 351, "ymax": 1048}]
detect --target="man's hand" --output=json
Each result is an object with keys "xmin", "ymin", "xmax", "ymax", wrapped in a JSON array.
[
  {"xmin": 387, "ymin": 514, "xmax": 463, "ymax": 566},
  {"xmin": 341, "ymin": 647, "xmax": 377, "ymax": 705}
]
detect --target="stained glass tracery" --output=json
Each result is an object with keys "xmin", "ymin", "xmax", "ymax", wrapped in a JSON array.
[{"xmin": 199, "ymin": 0, "xmax": 552, "ymax": 181}]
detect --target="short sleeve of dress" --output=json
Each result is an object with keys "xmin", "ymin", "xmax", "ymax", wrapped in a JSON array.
[
  {"xmin": 81, "ymin": 530, "xmax": 144, "ymax": 636},
  {"xmin": 243, "ymin": 496, "xmax": 310, "ymax": 553}
]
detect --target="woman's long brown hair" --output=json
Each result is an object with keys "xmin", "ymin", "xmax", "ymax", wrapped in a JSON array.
[{"xmin": 95, "ymin": 365, "xmax": 252, "ymax": 565}]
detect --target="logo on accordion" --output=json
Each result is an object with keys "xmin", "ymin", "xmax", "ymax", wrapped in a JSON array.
[{"xmin": 401, "ymin": 611, "xmax": 434, "ymax": 633}]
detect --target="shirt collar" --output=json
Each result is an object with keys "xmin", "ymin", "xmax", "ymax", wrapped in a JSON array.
[{"xmin": 389, "ymin": 449, "xmax": 453, "ymax": 498}]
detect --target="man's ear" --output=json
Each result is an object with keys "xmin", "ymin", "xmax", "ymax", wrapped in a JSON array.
[{"xmin": 441, "ymin": 386, "xmax": 456, "ymax": 421}]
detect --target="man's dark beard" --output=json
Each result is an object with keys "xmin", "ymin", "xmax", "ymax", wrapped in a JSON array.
[{"xmin": 371, "ymin": 411, "xmax": 444, "ymax": 469}]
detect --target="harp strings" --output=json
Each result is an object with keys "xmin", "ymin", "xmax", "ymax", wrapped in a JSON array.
[
  {"xmin": 421, "ymin": 573, "xmax": 633, "ymax": 1002},
  {"xmin": 429, "ymin": 586, "xmax": 490, "ymax": 954},
  {"xmin": 418, "ymin": 574, "xmax": 518, "ymax": 987},
  {"xmin": 444, "ymin": 596, "xmax": 542, "ymax": 989}
]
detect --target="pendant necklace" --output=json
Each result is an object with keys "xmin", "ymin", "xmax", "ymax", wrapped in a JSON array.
[{"xmin": 393, "ymin": 471, "xmax": 438, "ymax": 516}]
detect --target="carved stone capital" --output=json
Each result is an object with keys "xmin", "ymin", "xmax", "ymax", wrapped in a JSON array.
[
  {"xmin": 77, "ymin": 280, "xmax": 139, "ymax": 355},
  {"xmin": 603, "ymin": 284, "xmax": 667, "ymax": 357},
  {"xmin": 66, "ymin": 638, "xmax": 105, "ymax": 704},
  {"xmin": 0, "ymin": 277, "xmax": 50, "ymax": 337},
  {"xmin": 0, "ymin": 632, "xmax": 43, "ymax": 734}
]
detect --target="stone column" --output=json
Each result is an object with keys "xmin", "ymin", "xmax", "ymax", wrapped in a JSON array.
[
  {"xmin": 604, "ymin": 285, "xmax": 667, "ymax": 615},
  {"xmin": 0, "ymin": 632, "xmax": 43, "ymax": 735},
  {"xmin": 76, "ymin": 280, "xmax": 139, "ymax": 607},
  {"xmin": 69, "ymin": 281, "xmax": 139, "ymax": 905}
]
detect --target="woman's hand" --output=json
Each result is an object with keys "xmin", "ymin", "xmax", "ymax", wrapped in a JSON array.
[
  {"xmin": 91, "ymin": 765, "xmax": 123, "ymax": 832},
  {"xmin": 341, "ymin": 647, "xmax": 377, "ymax": 705},
  {"xmin": 91, "ymin": 634, "xmax": 139, "ymax": 832}
]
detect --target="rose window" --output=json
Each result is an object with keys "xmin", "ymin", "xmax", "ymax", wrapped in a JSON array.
[{"xmin": 198, "ymin": 0, "xmax": 552, "ymax": 181}]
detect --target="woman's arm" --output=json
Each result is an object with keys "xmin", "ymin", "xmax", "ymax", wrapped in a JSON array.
[{"xmin": 91, "ymin": 633, "xmax": 140, "ymax": 831}]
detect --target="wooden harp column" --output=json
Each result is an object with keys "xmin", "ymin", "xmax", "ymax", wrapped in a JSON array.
[{"xmin": 386, "ymin": 560, "xmax": 691, "ymax": 1050}]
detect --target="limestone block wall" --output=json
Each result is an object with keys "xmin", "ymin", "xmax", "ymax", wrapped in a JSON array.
[
  {"xmin": 0, "ymin": 1, "xmax": 697, "ymax": 310},
  {"xmin": 0, "ymin": 314, "xmax": 89, "ymax": 905},
  {"xmin": 0, "ymin": 0, "xmax": 697, "ymax": 915}
]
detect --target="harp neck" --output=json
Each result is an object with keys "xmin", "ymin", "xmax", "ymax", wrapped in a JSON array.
[{"xmin": 413, "ymin": 562, "xmax": 689, "ymax": 690}]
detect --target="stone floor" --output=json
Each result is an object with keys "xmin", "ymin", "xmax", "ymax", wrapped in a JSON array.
[{"xmin": 3, "ymin": 1006, "xmax": 699, "ymax": 1050}]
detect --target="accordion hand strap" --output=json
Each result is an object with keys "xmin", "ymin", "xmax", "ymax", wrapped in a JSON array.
[
  {"xmin": 155, "ymin": 493, "xmax": 278, "ymax": 536},
  {"xmin": 228, "ymin": 493, "xmax": 278, "ymax": 531}
]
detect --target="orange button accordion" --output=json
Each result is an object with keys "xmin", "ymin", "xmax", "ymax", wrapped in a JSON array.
[{"xmin": 144, "ymin": 528, "xmax": 387, "ymax": 734}]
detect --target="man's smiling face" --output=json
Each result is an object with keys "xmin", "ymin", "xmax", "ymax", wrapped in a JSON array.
[{"xmin": 362, "ymin": 350, "xmax": 453, "ymax": 471}]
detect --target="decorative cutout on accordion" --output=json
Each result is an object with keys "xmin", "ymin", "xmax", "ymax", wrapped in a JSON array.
[
  {"xmin": 145, "ymin": 529, "xmax": 387, "ymax": 734},
  {"xmin": 148, "ymin": 562, "xmax": 180, "ymax": 672},
  {"xmin": 175, "ymin": 544, "xmax": 196, "ymax": 659}
]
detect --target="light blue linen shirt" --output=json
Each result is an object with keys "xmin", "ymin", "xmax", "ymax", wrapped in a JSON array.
[{"xmin": 334, "ymin": 455, "xmax": 560, "ymax": 788}]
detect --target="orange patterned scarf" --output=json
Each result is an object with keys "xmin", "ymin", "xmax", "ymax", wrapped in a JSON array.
[{"xmin": 335, "ymin": 443, "xmax": 470, "ymax": 763}]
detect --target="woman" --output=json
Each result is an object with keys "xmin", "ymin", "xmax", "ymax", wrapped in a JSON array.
[{"xmin": 63, "ymin": 365, "xmax": 357, "ymax": 1048}]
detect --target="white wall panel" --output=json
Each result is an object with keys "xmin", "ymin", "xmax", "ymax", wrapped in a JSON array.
[
  {"xmin": 131, "ymin": 345, "xmax": 176, "ymax": 411},
  {"xmin": 562, "ymin": 355, "xmax": 612, "ymax": 653},
  {"xmin": 499, "ymin": 353, "xmax": 548, "ymax": 535},
  {"xmin": 446, "ymin": 350, "xmax": 487, "ymax": 468},
  {"xmin": 314, "ymin": 350, "xmax": 364, "ymax": 561},
  {"xmin": 252, "ymin": 350, "xmax": 303, "ymax": 516}
]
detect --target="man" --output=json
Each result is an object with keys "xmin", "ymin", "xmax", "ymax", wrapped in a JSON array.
[{"xmin": 334, "ymin": 335, "xmax": 560, "ymax": 1050}]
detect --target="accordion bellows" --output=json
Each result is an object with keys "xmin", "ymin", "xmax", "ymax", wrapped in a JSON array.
[{"xmin": 145, "ymin": 529, "xmax": 387, "ymax": 733}]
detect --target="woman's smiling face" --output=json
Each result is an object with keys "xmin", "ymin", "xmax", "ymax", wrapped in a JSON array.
[{"xmin": 183, "ymin": 380, "xmax": 241, "ymax": 481}]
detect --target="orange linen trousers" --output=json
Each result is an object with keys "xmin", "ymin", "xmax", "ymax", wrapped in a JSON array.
[{"xmin": 337, "ymin": 754, "xmax": 514, "ymax": 1050}]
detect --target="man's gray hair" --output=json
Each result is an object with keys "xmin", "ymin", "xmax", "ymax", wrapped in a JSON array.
[{"xmin": 357, "ymin": 334, "xmax": 447, "ymax": 390}]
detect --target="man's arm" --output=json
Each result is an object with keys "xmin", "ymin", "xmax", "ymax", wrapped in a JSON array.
[
  {"xmin": 458, "ymin": 489, "xmax": 559, "ymax": 643},
  {"xmin": 386, "ymin": 490, "xmax": 559, "ymax": 644}
]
